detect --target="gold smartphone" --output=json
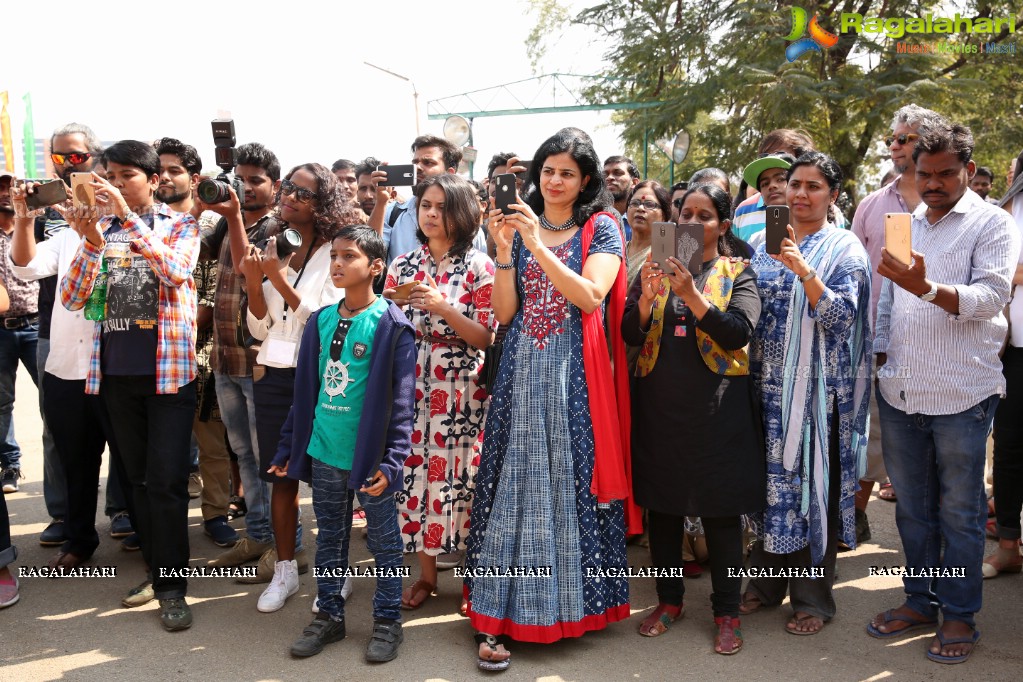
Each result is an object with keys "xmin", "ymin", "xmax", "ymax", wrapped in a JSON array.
[
  {"xmin": 884, "ymin": 213, "xmax": 912, "ymax": 265},
  {"xmin": 391, "ymin": 281, "xmax": 417, "ymax": 299},
  {"xmin": 70, "ymin": 172, "xmax": 96, "ymax": 208}
]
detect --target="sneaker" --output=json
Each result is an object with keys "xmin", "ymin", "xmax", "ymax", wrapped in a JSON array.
[
  {"xmin": 109, "ymin": 511, "xmax": 133, "ymax": 538},
  {"xmin": 365, "ymin": 620, "xmax": 403, "ymax": 663},
  {"xmin": 211, "ymin": 536, "xmax": 273, "ymax": 568},
  {"xmin": 237, "ymin": 546, "xmax": 309, "ymax": 583},
  {"xmin": 436, "ymin": 551, "xmax": 464, "ymax": 571},
  {"xmin": 187, "ymin": 472, "xmax": 202, "ymax": 499},
  {"xmin": 121, "ymin": 533, "xmax": 141, "ymax": 552},
  {"xmin": 0, "ymin": 574, "xmax": 19, "ymax": 608},
  {"xmin": 204, "ymin": 516, "xmax": 240, "ymax": 548},
  {"xmin": 1, "ymin": 467, "xmax": 22, "ymax": 493},
  {"xmin": 122, "ymin": 580, "xmax": 155, "ymax": 608},
  {"xmin": 256, "ymin": 560, "xmax": 299, "ymax": 613},
  {"xmin": 159, "ymin": 597, "xmax": 193, "ymax": 631},
  {"xmin": 39, "ymin": 519, "xmax": 65, "ymax": 547},
  {"xmin": 312, "ymin": 578, "xmax": 354, "ymax": 614},
  {"xmin": 855, "ymin": 509, "xmax": 871, "ymax": 545},
  {"xmin": 290, "ymin": 613, "xmax": 346, "ymax": 657}
]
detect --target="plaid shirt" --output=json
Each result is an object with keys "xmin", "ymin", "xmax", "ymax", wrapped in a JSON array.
[{"xmin": 60, "ymin": 204, "xmax": 199, "ymax": 395}]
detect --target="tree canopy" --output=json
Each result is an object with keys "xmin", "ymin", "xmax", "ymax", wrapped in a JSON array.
[{"xmin": 530, "ymin": 0, "xmax": 1023, "ymax": 205}]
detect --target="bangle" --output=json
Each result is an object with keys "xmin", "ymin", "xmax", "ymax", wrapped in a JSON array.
[{"xmin": 495, "ymin": 260, "xmax": 515, "ymax": 270}]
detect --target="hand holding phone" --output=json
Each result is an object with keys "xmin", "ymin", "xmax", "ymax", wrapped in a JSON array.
[
  {"xmin": 650, "ymin": 222, "xmax": 677, "ymax": 272},
  {"xmin": 765, "ymin": 205, "xmax": 790, "ymax": 256},
  {"xmin": 24, "ymin": 179, "xmax": 71, "ymax": 211},
  {"xmin": 493, "ymin": 173, "xmax": 517, "ymax": 215},
  {"xmin": 71, "ymin": 173, "xmax": 96, "ymax": 209},
  {"xmin": 377, "ymin": 164, "xmax": 417, "ymax": 187},
  {"xmin": 884, "ymin": 213, "xmax": 912, "ymax": 265}
]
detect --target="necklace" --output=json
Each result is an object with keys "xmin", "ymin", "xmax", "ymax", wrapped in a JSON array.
[
  {"xmin": 539, "ymin": 213, "xmax": 577, "ymax": 231},
  {"xmin": 340, "ymin": 297, "xmax": 375, "ymax": 316}
]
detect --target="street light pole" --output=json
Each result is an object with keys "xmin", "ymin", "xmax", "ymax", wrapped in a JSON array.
[{"xmin": 364, "ymin": 62, "xmax": 420, "ymax": 135}]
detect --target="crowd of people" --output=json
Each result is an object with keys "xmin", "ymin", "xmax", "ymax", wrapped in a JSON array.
[{"xmin": 0, "ymin": 102, "xmax": 1021, "ymax": 671}]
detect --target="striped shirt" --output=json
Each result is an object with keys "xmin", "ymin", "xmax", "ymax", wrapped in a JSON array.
[
  {"xmin": 60, "ymin": 204, "xmax": 200, "ymax": 395},
  {"xmin": 874, "ymin": 189, "xmax": 1021, "ymax": 415}
]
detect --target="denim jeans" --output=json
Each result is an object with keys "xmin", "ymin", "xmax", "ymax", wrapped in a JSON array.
[
  {"xmin": 215, "ymin": 372, "xmax": 272, "ymax": 544},
  {"xmin": 877, "ymin": 386, "xmax": 996, "ymax": 628},
  {"xmin": 37, "ymin": 338, "xmax": 65, "ymax": 519},
  {"xmin": 311, "ymin": 458, "xmax": 402, "ymax": 623},
  {"xmin": 0, "ymin": 323, "xmax": 39, "ymax": 470}
]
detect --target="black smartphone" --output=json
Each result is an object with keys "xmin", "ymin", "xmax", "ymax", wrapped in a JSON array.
[
  {"xmin": 674, "ymin": 222, "xmax": 704, "ymax": 274},
  {"xmin": 765, "ymin": 205, "xmax": 790, "ymax": 256},
  {"xmin": 650, "ymin": 221, "xmax": 677, "ymax": 271},
  {"xmin": 494, "ymin": 173, "xmax": 517, "ymax": 215},
  {"xmin": 25, "ymin": 180, "xmax": 69, "ymax": 210},
  {"xmin": 377, "ymin": 164, "xmax": 417, "ymax": 187},
  {"xmin": 515, "ymin": 160, "xmax": 532, "ymax": 180}
]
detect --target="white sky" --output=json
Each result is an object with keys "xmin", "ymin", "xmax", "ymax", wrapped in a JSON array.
[{"xmin": 2, "ymin": 0, "xmax": 625, "ymax": 180}]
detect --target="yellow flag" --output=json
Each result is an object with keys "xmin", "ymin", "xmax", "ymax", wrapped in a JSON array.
[{"xmin": 1, "ymin": 91, "xmax": 13, "ymax": 172}]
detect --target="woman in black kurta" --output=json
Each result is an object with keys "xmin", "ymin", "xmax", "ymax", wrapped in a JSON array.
[{"xmin": 622, "ymin": 184, "xmax": 765, "ymax": 655}]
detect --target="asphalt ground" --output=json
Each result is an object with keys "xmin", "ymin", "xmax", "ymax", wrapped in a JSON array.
[{"xmin": 2, "ymin": 369, "xmax": 1021, "ymax": 681}]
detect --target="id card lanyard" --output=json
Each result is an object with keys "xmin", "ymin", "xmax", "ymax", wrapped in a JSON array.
[{"xmin": 280, "ymin": 239, "xmax": 318, "ymax": 324}]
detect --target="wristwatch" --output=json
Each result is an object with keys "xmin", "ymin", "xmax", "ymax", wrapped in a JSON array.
[
  {"xmin": 798, "ymin": 268, "xmax": 817, "ymax": 283},
  {"xmin": 919, "ymin": 282, "xmax": 938, "ymax": 302}
]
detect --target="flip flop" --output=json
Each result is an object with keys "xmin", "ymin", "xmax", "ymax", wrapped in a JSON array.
[
  {"xmin": 401, "ymin": 579, "xmax": 436, "ymax": 610},
  {"xmin": 738, "ymin": 591, "xmax": 763, "ymax": 615},
  {"xmin": 926, "ymin": 628, "xmax": 980, "ymax": 664},
  {"xmin": 878, "ymin": 483, "xmax": 896, "ymax": 501},
  {"xmin": 866, "ymin": 607, "xmax": 938, "ymax": 639},
  {"xmin": 786, "ymin": 612, "xmax": 824, "ymax": 636}
]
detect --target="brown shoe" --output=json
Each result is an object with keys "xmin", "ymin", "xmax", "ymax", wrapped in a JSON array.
[
  {"xmin": 48, "ymin": 550, "xmax": 88, "ymax": 572},
  {"xmin": 209, "ymin": 537, "xmax": 273, "ymax": 568},
  {"xmin": 236, "ymin": 547, "xmax": 309, "ymax": 584}
]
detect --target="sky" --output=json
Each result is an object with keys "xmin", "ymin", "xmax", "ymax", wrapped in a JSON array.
[{"xmin": 1, "ymin": 0, "xmax": 625, "ymax": 180}]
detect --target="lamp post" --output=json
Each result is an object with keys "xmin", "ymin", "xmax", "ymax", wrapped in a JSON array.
[
  {"xmin": 364, "ymin": 62, "xmax": 420, "ymax": 135},
  {"xmin": 442, "ymin": 114, "xmax": 475, "ymax": 179}
]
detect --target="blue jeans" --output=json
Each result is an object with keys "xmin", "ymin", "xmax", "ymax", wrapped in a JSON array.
[
  {"xmin": 311, "ymin": 458, "xmax": 402, "ymax": 622},
  {"xmin": 0, "ymin": 323, "xmax": 39, "ymax": 470},
  {"xmin": 877, "ymin": 387, "xmax": 996, "ymax": 628},
  {"xmin": 215, "ymin": 372, "xmax": 272, "ymax": 544}
]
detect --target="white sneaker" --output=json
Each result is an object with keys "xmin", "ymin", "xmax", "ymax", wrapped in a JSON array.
[
  {"xmin": 257, "ymin": 560, "xmax": 299, "ymax": 613},
  {"xmin": 311, "ymin": 577, "xmax": 353, "ymax": 613}
]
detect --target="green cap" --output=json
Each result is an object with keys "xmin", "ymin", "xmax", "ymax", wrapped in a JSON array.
[{"xmin": 742, "ymin": 156, "xmax": 792, "ymax": 190}]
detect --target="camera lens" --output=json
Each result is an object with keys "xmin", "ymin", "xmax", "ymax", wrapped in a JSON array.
[
  {"xmin": 197, "ymin": 179, "xmax": 231, "ymax": 204},
  {"xmin": 276, "ymin": 228, "xmax": 303, "ymax": 258}
]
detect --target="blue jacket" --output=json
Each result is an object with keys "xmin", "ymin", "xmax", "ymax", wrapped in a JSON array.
[{"xmin": 271, "ymin": 300, "xmax": 416, "ymax": 493}]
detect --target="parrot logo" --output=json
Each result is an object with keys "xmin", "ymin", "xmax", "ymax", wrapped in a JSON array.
[{"xmin": 785, "ymin": 6, "xmax": 840, "ymax": 62}]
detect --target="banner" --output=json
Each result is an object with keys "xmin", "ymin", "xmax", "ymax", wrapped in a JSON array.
[
  {"xmin": 1, "ymin": 92, "xmax": 13, "ymax": 172},
  {"xmin": 23, "ymin": 93, "xmax": 35, "ymax": 178}
]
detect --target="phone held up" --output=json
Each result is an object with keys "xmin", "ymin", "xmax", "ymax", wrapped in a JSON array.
[
  {"xmin": 493, "ymin": 173, "xmax": 517, "ymax": 215},
  {"xmin": 765, "ymin": 205, "xmax": 790, "ymax": 256},
  {"xmin": 23, "ymin": 179, "xmax": 70, "ymax": 210},
  {"xmin": 884, "ymin": 212, "xmax": 912, "ymax": 265},
  {"xmin": 70, "ymin": 173, "xmax": 97, "ymax": 209},
  {"xmin": 377, "ymin": 164, "xmax": 417, "ymax": 187}
]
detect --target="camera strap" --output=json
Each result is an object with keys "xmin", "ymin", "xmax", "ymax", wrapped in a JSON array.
[{"xmin": 281, "ymin": 237, "xmax": 318, "ymax": 322}]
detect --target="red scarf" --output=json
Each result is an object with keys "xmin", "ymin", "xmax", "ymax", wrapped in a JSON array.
[{"xmin": 580, "ymin": 212, "xmax": 641, "ymax": 535}]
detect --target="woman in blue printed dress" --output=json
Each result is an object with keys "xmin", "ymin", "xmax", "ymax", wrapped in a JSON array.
[
  {"xmin": 463, "ymin": 129, "xmax": 634, "ymax": 672},
  {"xmin": 740, "ymin": 152, "xmax": 871, "ymax": 636}
]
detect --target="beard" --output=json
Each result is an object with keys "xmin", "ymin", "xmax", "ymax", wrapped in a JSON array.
[
  {"xmin": 157, "ymin": 187, "xmax": 190, "ymax": 205},
  {"xmin": 611, "ymin": 187, "xmax": 628, "ymax": 202}
]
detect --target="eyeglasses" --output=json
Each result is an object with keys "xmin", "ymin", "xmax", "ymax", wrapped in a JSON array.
[
  {"xmin": 628, "ymin": 199, "xmax": 661, "ymax": 211},
  {"xmin": 672, "ymin": 198, "xmax": 685, "ymax": 209},
  {"xmin": 50, "ymin": 152, "xmax": 92, "ymax": 166},
  {"xmin": 281, "ymin": 179, "xmax": 317, "ymax": 204},
  {"xmin": 884, "ymin": 133, "xmax": 920, "ymax": 148}
]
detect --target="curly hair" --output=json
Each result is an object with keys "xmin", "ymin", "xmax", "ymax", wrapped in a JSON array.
[{"xmin": 275, "ymin": 163, "xmax": 353, "ymax": 242}]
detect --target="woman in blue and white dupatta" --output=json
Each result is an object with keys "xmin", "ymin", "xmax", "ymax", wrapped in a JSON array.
[{"xmin": 740, "ymin": 152, "xmax": 871, "ymax": 636}]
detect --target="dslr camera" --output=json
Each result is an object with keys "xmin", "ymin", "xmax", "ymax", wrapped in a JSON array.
[
  {"xmin": 254, "ymin": 228, "xmax": 304, "ymax": 260},
  {"xmin": 197, "ymin": 119, "xmax": 245, "ymax": 204}
]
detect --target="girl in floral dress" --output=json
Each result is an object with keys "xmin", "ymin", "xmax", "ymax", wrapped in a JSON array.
[{"xmin": 384, "ymin": 174, "xmax": 496, "ymax": 610}]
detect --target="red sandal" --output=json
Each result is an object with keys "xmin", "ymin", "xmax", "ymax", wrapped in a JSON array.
[
  {"xmin": 714, "ymin": 616, "xmax": 743, "ymax": 654},
  {"xmin": 638, "ymin": 603, "xmax": 683, "ymax": 637}
]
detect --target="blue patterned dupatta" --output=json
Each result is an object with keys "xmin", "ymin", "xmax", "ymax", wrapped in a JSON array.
[{"xmin": 778, "ymin": 226, "xmax": 871, "ymax": 563}]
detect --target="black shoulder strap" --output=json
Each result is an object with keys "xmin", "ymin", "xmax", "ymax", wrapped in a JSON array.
[{"xmin": 387, "ymin": 205, "xmax": 407, "ymax": 228}]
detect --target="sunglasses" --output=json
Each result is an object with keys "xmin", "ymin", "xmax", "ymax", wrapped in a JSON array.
[
  {"xmin": 51, "ymin": 152, "xmax": 92, "ymax": 166},
  {"xmin": 884, "ymin": 133, "xmax": 920, "ymax": 148},
  {"xmin": 281, "ymin": 179, "xmax": 317, "ymax": 204},
  {"xmin": 628, "ymin": 199, "xmax": 661, "ymax": 211}
]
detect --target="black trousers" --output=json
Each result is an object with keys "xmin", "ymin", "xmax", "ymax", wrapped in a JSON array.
[
  {"xmin": 647, "ymin": 513, "xmax": 744, "ymax": 617},
  {"xmin": 102, "ymin": 376, "xmax": 196, "ymax": 599},
  {"xmin": 994, "ymin": 345, "xmax": 1023, "ymax": 540}
]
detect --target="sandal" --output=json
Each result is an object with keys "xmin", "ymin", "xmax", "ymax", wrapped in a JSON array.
[
  {"xmin": 638, "ymin": 603, "xmax": 683, "ymax": 637},
  {"xmin": 48, "ymin": 550, "xmax": 88, "ymax": 571},
  {"xmin": 878, "ymin": 482, "xmax": 896, "ymax": 502},
  {"xmin": 475, "ymin": 633, "xmax": 510, "ymax": 672},
  {"xmin": 714, "ymin": 616, "xmax": 743, "ymax": 655},
  {"xmin": 927, "ymin": 627, "xmax": 980, "ymax": 664},
  {"xmin": 786, "ymin": 612, "xmax": 824, "ymax": 636},
  {"xmin": 866, "ymin": 605, "xmax": 937, "ymax": 638},
  {"xmin": 738, "ymin": 591, "xmax": 763, "ymax": 615},
  {"xmin": 227, "ymin": 495, "xmax": 247, "ymax": 520},
  {"xmin": 982, "ymin": 548, "xmax": 1023, "ymax": 579},
  {"xmin": 401, "ymin": 578, "xmax": 436, "ymax": 610}
]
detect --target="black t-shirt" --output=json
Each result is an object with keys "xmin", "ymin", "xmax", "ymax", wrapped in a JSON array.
[{"xmin": 101, "ymin": 215, "xmax": 159, "ymax": 376}]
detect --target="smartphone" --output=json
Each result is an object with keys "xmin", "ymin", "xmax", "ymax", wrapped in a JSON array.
[
  {"xmin": 515, "ymin": 159, "xmax": 533, "ymax": 180},
  {"xmin": 493, "ymin": 173, "xmax": 517, "ymax": 215},
  {"xmin": 674, "ymin": 222, "xmax": 704, "ymax": 274},
  {"xmin": 24, "ymin": 180, "xmax": 69, "ymax": 210},
  {"xmin": 884, "ymin": 212, "xmax": 912, "ymax": 265},
  {"xmin": 377, "ymin": 164, "xmax": 417, "ymax": 187},
  {"xmin": 765, "ymin": 205, "xmax": 790, "ymax": 256},
  {"xmin": 650, "ymin": 222, "xmax": 677, "ymax": 271},
  {"xmin": 71, "ymin": 172, "xmax": 96, "ymax": 208},
  {"xmin": 391, "ymin": 281, "xmax": 416, "ymax": 299}
]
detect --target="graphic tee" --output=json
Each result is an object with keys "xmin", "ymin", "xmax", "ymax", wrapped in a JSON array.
[
  {"xmin": 101, "ymin": 215, "xmax": 159, "ymax": 376},
  {"xmin": 306, "ymin": 297, "xmax": 386, "ymax": 470}
]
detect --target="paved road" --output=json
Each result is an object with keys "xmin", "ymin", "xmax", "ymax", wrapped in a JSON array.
[{"xmin": 2, "ymin": 370, "xmax": 1021, "ymax": 681}]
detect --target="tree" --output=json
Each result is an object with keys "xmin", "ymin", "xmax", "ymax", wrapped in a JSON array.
[{"xmin": 532, "ymin": 0, "xmax": 1023, "ymax": 206}]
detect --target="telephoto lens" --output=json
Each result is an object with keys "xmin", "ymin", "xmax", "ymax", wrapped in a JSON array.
[
  {"xmin": 275, "ymin": 228, "xmax": 303, "ymax": 258},
  {"xmin": 197, "ymin": 178, "xmax": 231, "ymax": 204}
]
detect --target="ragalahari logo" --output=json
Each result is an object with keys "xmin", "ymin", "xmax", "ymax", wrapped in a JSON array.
[{"xmin": 785, "ymin": 7, "xmax": 840, "ymax": 61}]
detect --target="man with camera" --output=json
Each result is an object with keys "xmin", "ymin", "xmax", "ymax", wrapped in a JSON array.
[
  {"xmin": 58, "ymin": 139, "xmax": 201, "ymax": 632},
  {"xmin": 196, "ymin": 141, "xmax": 286, "ymax": 573}
]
